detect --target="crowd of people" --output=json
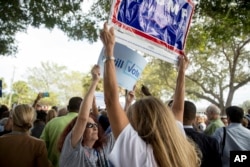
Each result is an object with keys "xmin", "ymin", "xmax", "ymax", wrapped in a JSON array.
[{"xmin": 0, "ymin": 23, "xmax": 250, "ymax": 167}]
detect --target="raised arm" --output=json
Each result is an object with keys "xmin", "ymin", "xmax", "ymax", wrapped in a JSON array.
[
  {"xmin": 124, "ymin": 86, "xmax": 136, "ymax": 112},
  {"xmin": 91, "ymin": 96, "xmax": 99, "ymax": 118},
  {"xmin": 171, "ymin": 55, "xmax": 189, "ymax": 123},
  {"xmin": 32, "ymin": 93, "xmax": 43, "ymax": 108},
  {"xmin": 100, "ymin": 22, "xmax": 129, "ymax": 139},
  {"xmin": 71, "ymin": 65, "xmax": 100, "ymax": 147}
]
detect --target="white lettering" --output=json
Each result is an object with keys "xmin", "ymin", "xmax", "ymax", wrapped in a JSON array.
[
  {"xmin": 234, "ymin": 155, "xmax": 241, "ymax": 162},
  {"xmin": 234, "ymin": 155, "xmax": 247, "ymax": 162},
  {"xmin": 241, "ymin": 155, "xmax": 247, "ymax": 162},
  {"xmin": 166, "ymin": 0, "xmax": 179, "ymax": 15}
]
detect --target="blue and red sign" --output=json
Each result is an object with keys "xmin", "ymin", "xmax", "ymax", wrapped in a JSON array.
[{"xmin": 109, "ymin": 0, "xmax": 194, "ymax": 64}]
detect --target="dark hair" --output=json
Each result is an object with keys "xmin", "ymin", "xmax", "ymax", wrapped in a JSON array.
[
  {"xmin": 67, "ymin": 97, "xmax": 82, "ymax": 112},
  {"xmin": 36, "ymin": 110, "xmax": 47, "ymax": 122},
  {"xmin": 141, "ymin": 84, "xmax": 152, "ymax": 96},
  {"xmin": 183, "ymin": 101, "xmax": 197, "ymax": 122},
  {"xmin": 0, "ymin": 104, "xmax": 8, "ymax": 113},
  {"xmin": 226, "ymin": 106, "xmax": 244, "ymax": 123},
  {"xmin": 52, "ymin": 106, "xmax": 58, "ymax": 112},
  {"xmin": 57, "ymin": 113, "xmax": 106, "ymax": 152}
]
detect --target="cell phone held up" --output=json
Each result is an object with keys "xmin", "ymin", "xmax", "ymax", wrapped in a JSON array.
[{"xmin": 42, "ymin": 92, "xmax": 49, "ymax": 97}]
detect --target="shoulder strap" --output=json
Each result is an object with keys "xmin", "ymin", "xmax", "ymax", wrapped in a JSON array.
[{"xmin": 221, "ymin": 127, "xmax": 226, "ymax": 156}]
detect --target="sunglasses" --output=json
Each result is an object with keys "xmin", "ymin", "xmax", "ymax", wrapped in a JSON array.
[{"xmin": 86, "ymin": 122, "xmax": 98, "ymax": 128}]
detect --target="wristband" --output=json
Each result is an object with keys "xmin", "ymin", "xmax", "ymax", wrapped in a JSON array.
[{"xmin": 103, "ymin": 56, "xmax": 115, "ymax": 63}]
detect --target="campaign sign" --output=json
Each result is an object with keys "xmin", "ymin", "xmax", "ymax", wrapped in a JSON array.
[
  {"xmin": 109, "ymin": 0, "xmax": 194, "ymax": 64},
  {"xmin": 97, "ymin": 42, "xmax": 147, "ymax": 90}
]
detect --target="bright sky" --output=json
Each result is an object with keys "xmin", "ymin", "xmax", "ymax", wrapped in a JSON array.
[{"xmin": 0, "ymin": 27, "xmax": 103, "ymax": 87}]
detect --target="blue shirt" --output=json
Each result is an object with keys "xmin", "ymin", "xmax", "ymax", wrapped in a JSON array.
[{"xmin": 213, "ymin": 123, "xmax": 250, "ymax": 167}]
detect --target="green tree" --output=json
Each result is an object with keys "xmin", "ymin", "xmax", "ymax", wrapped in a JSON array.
[
  {"xmin": 186, "ymin": 20, "xmax": 250, "ymax": 114},
  {"xmin": 241, "ymin": 100, "xmax": 250, "ymax": 113},
  {"xmin": 12, "ymin": 80, "xmax": 31, "ymax": 104},
  {"xmin": 27, "ymin": 61, "xmax": 87, "ymax": 106},
  {"xmin": 137, "ymin": 57, "xmax": 176, "ymax": 100},
  {"xmin": 1, "ymin": 0, "xmax": 97, "ymax": 56}
]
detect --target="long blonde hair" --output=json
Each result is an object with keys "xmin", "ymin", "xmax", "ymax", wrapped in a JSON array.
[
  {"xmin": 127, "ymin": 96, "xmax": 200, "ymax": 167},
  {"xmin": 12, "ymin": 104, "xmax": 36, "ymax": 131}
]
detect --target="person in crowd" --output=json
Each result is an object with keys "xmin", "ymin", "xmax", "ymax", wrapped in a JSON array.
[
  {"xmin": 100, "ymin": 22, "xmax": 200, "ymax": 167},
  {"xmin": 220, "ymin": 115, "xmax": 228, "ymax": 126},
  {"xmin": 196, "ymin": 114, "xmax": 207, "ymax": 132},
  {"xmin": 0, "ymin": 113, "xmax": 12, "ymax": 136},
  {"xmin": 58, "ymin": 65, "xmax": 114, "ymax": 167},
  {"xmin": 57, "ymin": 107, "xmax": 68, "ymax": 117},
  {"xmin": 0, "ymin": 104, "xmax": 52, "ymax": 167},
  {"xmin": 244, "ymin": 108, "xmax": 250, "ymax": 129},
  {"xmin": 40, "ymin": 96, "xmax": 83, "ymax": 167},
  {"xmin": 241, "ymin": 117, "xmax": 248, "ymax": 128},
  {"xmin": 0, "ymin": 104, "xmax": 9, "ymax": 120},
  {"xmin": 183, "ymin": 100, "xmax": 222, "ymax": 167},
  {"xmin": 92, "ymin": 96, "xmax": 110, "ymax": 133},
  {"xmin": 32, "ymin": 93, "xmax": 44, "ymax": 110},
  {"xmin": 46, "ymin": 109, "xmax": 57, "ymax": 123},
  {"xmin": 213, "ymin": 106, "xmax": 250, "ymax": 167},
  {"xmin": 204, "ymin": 104, "xmax": 224, "ymax": 136},
  {"xmin": 52, "ymin": 105, "xmax": 58, "ymax": 112},
  {"xmin": 31, "ymin": 110, "xmax": 47, "ymax": 138}
]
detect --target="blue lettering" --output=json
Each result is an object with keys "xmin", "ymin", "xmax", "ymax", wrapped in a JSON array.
[
  {"xmin": 126, "ymin": 63, "xmax": 141, "ymax": 79},
  {"xmin": 114, "ymin": 58, "xmax": 124, "ymax": 69}
]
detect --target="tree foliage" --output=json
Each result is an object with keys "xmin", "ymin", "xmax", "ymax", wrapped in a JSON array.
[
  {"xmin": 0, "ymin": 0, "xmax": 98, "ymax": 56},
  {"xmin": 26, "ymin": 61, "xmax": 83, "ymax": 106},
  {"xmin": 186, "ymin": 18, "xmax": 250, "ymax": 113}
]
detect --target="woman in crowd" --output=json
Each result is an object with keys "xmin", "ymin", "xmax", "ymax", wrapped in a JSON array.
[
  {"xmin": 58, "ymin": 65, "xmax": 113, "ymax": 167},
  {"xmin": 0, "ymin": 104, "xmax": 52, "ymax": 167},
  {"xmin": 46, "ymin": 109, "xmax": 57, "ymax": 123},
  {"xmin": 100, "ymin": 22, "xmax": 200, "ymax": 167}
]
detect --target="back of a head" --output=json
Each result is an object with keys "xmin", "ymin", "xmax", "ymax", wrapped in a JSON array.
[
  {"xmin": 0, "ymin": 104, "xmax": 9, "ymax": 119},
  {"xmin": 36, "ymin": 110, "xmax": 47, "ymax": 122},
  {"xmin": 127, "ymin": 96, "xmax": 200, "ymax": 167},
  {"xmin": 13, "ymin": 104, "xmax": 35, "ymax": 131},
  {"xmin": 46, "ymin": 109, "xmax": 57, "ymax": 123},
  {"xmin": 127, "ymin": 96, "xmax": 175, "ymax": 142},
  {"xmin": 206, "ymin": 104, "xmax": 221, "ymax": 115},
  {"xmin": 67, "ymin": 97, "xmax": 82, "ymax": 112},
  {"xmin": 226, "ymin": 106, "xmax": 243, "ymax": 123},
  {"xmin": 52, "ymin": 106, "xmax": 58, "ymax": 112},
  {"xmin": 183, "ymin": 101, "xmax": 197, "ymax": 124},
  {"xmin": 58, "ymin": 107, "xmax": 68, "ymax": 117}
]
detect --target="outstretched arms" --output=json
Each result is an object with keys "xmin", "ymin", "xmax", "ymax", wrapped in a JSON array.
[
  {"xmin": 171, "ymin": 55, "xmax": 189, "ymax": 123},
  {"xmin": 71, "ymin": 65, "xmax": 100, "ymax": 147},
  {"xmin": 100, "ymin": 23, "xmax": 129, "ymax": 139}
]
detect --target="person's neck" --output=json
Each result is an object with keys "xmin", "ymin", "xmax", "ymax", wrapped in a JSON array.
[
  {"xmin": 83, "ymin": 139, "xmax": 96, "ymax": 148},
  {"xmin": 12, "ymin": 126, "xmax": 29, "ymax": 134}
]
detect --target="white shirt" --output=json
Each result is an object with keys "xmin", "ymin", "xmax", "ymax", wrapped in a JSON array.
[{"xmin": 109, "ymin": 122, "xmax": 185, "ymax": 167}]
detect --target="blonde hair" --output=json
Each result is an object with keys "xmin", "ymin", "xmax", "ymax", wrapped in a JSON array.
[
  {"xmin": 46, "ymin": 109, "xmax": 57, "ymax": 123},
  {"xmin": 127, "ymin": 96, "xmax": 200, "ymax": 167},
  {"xmin": 12, "ymin": 104, "xmax": 35, "ymax": 131}
]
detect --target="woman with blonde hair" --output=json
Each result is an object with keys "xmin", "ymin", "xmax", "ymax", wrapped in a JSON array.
[
  {"xmin": 0, "ymin": 104, "xmax": 52, "ymax": 167},
  {"xmin": 100, "ymin": 22, "xmax": 200, "ymax": 167}
]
